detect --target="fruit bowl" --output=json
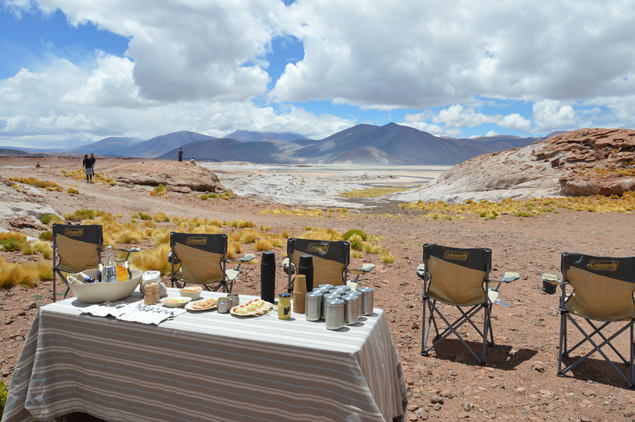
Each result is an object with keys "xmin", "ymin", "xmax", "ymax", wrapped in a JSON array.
[{"xmin": 68, "ymin": 269, "xmax": 142, "ymax": 303}]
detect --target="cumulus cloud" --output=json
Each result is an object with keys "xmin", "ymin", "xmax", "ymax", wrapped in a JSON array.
[
  {"xmin": 272, "ymin": 0, "xmax": 635, "ymax": 109},
  {"xmin": 532, "ymin": 100, "xmax": 577, "ymax": 132},
  {"xmin": 404, "ymin": 105, "xmax": 532, "ymax": 134}
]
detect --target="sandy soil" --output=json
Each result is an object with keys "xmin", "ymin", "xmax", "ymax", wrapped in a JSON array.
[{"xmin": 2, "ymin": 157, "xmax": 635, "ymax": 422}]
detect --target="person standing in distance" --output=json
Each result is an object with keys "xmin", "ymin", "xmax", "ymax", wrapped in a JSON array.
[
  {"xmin": 82, "ymin": 154, "xmax": 92, "ymax": 183},
  {"xmin": 178, "ymin": 148, "xmax": 183, "ymax": 162},
  {"xmin": 88, "ymin": 153, "xmax": 96, "ymax": 183}
]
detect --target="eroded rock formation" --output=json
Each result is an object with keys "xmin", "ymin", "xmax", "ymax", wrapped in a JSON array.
[
  {"xmin": 387, "ymin": 128, "xmax": 635, "ymax": 204},
  {"xmin": 105, "ymin": 162, "xmax": 230, "ymax": 193},
  {"xmin": 0, "ymin": 175, "xmax": 62, "ymax": 231}
]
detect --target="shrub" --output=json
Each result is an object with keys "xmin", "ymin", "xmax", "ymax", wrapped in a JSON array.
[
  {"xmin": 138, "ymin": 212, "xmax": 152, "ymax": 220},
  {"xmin": 0, "ymin": 231, "xmax": 27, "ymax": 243},
  {"xmin": 40, "ymin": 214, "xmax": 63, "ymax": 225},
  {"xmin": 2, "ymin": 238, "xmax": 23, "ymax": 251},
  {"xmin": 150, "ymin": 185, "xmax": 167, "ymax": 196},
  {"xmin": 348, "ymin": 234, "xmax": 364, "ymax": 251},
  {"xmin": 1, "ymin": 379, "xmax": 7, "ymax": 419},
  {"xmin": 351, "ymin": 250, "xmax": 364, "ymax": 259},
  {"xmin": 38, "ymin": 230, "xmax": 53, "ymax": 241},
  {"xmin": 271, "ymin": 238, "xmax": 284, "ymax": 248},
  {"xmin": 21, "ymin": 242, "xmax": 36, "ymax": 255},
  {"xmin": 67, "ymin": 188, "xmax": 79, "ymax": 195},
  {"xmin": 153, "ymin": 212, "xmax": 170, "ymax": 223},
  {"xmin": 282, "ymin": 229, "xmax": 290, "ymax": 238},
  {"xmin": 209, "ymin": 193, "xmax": 218, "ymax": 198},
  {"xmin": 65, "ymin": 209, "xmax": 95, "ymax": 221},
  {"xmin": 200, "ymin": 194, "xmax": 208, "ymax": 200},
  {"xmin": 343, "ymin": 229, "xmax": 368, "ymax": 241}
]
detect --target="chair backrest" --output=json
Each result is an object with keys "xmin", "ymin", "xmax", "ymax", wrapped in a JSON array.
[
  {"xmin": 423, "ymin": 244, "xmax": 491, "ymax": 306},
  {"xmin": 170, "ymin": 232, "xmax": 227, "ymax": 284},
  {"xmin": 52, "ymin": 224, "xmax": 102, "ymax": 273},
  {"xmin": 287, "ymin": 238, "xmax": 350, "ymax": 287},
  {"xmin": 562, "ymin": 253, "xmax": 635, "ymax": 321}
]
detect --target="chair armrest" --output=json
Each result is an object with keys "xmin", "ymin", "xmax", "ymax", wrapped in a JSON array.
[
  {"xmin": 117, "ymin": 247, "xmax": 142, "ymax": 253},
  {"xmin": 500, "ymin": 272, "xmax": 520, "ymax": 283},
  {"xmin": 349, "ymin": 264, "xmax": 376, "ymax": 275},
  {"xmin": 541, "ymin": 272, "xmax": 566, "ymax": 285},
  {"xmin": 416, "ymin": 263, "xmax": 427, "ymax": 280},
  {"xmin": 282, "ymin": 258, "xmax": 296, "ymax": 275},
  {"xmin": 238, "ymin": 254, "xmax": 256, "ymax": 262},
  {"xmin": 167, "ymin": 251, "xmax": 180, "ymax": 264}
]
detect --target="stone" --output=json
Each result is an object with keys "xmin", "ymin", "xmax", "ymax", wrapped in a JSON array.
[
  {"xmin": 434, "ymin": 403, "xmax": 442, "ymax": 411},
  {"xmin": 532, "ymin": 361, "xmax": 546, "ymax": 373},
  {"xmin": 0, "ymin": 175, "xmax": 63, "ymax": 231},
  {"xmin": 108, "ymin": 162, "xmax": 230, "ymax": 193},
  {"xmin": 462, "ymin": 402, "xmax": 471, "ymax": 411},
  {"xmin": 415, "ymin": 408, "xmax": 428, "ymax": 420},
  {"xmin": 430, "ymin": 395, "xmax": 444, "ymax": 404}
]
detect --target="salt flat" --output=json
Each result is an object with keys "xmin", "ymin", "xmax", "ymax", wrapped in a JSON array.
[{"xmin": 201, "ymin": 163, "xmax": 451, "ymax": 208}]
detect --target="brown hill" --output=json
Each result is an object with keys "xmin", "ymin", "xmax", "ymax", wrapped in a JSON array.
[{"xmin": 387, "ymin": 128, "xmax": 635, "ymax": 203}]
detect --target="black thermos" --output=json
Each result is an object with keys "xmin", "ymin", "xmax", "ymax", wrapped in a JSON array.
[
  {"xmin": 260, "ymin": 252, "xmax": 276, "ymax": 303},
  {"xmin": 298, "ymin": 254, "xmax": 314, "ymax": 292}
]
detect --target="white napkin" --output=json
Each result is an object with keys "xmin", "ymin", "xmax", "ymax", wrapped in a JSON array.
[
  {"xmin": 117, "ymin": 307, "xmax": 187, "ymax": 325},
  {"xmin": 81, "ymin": 301, "xmax": 186, "ymax": 325}
]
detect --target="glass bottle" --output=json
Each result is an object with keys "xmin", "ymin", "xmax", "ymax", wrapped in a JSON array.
[{"xmin": 103, "ymin": 246, "xmax": 117, "ymax": 283}]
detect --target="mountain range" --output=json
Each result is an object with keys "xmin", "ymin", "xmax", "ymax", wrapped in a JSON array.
[{"xmin": 0, "ymin": 124, "xmax": 556, "ymax": 165}]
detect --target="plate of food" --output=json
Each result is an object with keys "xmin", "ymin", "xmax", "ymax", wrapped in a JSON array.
[
  {"xmin": 185, "ymin": 297, "xmax": 218, "ymax": 312},
  {"xmin": 161, "ymin": 297, "xmax": 192, "ymax": 308},
  {"xmin": 230, "ymin": 299, "xmax": 275, "ymax": 317}
]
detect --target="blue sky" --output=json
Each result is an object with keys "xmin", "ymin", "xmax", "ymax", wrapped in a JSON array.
[{"xmin": 1, "ymin": 0, "xmax": 634, "ymax": 148}]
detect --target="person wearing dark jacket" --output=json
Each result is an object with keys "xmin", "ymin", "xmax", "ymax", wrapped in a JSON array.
[
  {"xmin": 178, "ymin": 148, "xmax": 183, "ymax": 162},
  {"xmin": 82, "ymin": 154, "xmax": 93, "ymax": 183},
  {"xmin": 88, "ymin": 153, "xmax": 96, "ymax": 183}
]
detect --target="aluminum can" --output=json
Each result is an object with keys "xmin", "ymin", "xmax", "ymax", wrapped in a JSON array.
[
  {"xmin": 357, "ymin": 287, "xmax": 375, "ymax": 316},
  {"xmin": 325, "ymin": 299, "xmax": 345, "ymax": 330},
  {"xmin": 305, "ymin": 291, "xmax": 323, "ymax": 321}
]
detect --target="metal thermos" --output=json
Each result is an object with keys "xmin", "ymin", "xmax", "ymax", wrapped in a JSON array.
[
  {"xmin": 228, "ymin": 293, "xmax": 239, "ymax": 308},
  {"xmin": 342, "ymin": 292, "xmax": 363, "ymax": 321},
  {"xmin": 217, "ymin": 297, "xmax": 231, "ymax": 314},
  {"xmin": 325, "ymin": 299, "xmax": 345, "ymax": 330},
  {"xmin": 357, "ymin": 287, "xmax": 375, "ymax": 316},
  {"xmin": 260, "ymin": 251, "xmax": 276, "ymax": 303},
  {"xmin": 305, "ymin": 291, "xmax": 323, "ymax": 321},
  {"xmin": 298, "ymin": 255, "xmax": 314, "ymax": 292},
  {"xmin": 322, "ymin": 292, "xmax": 341, "ymax": 320},
  {"xmin": 343, "ymin": 295, "xmax": 361, "ymax": 325}
]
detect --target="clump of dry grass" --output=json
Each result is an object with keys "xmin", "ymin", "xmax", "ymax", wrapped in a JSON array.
[
  {"xmin": 299, "ymin": 227, "xmax": 342, "ymax": 241},
  {"xmin": 34, "ymin": 241, "xmax": 52, "ymax": 259},
  {"xmin": 282, "ymin": 229, "xmax": 290, "ymax": 238},
  {"xmin": 115, "ymin": 229, "xmax": 144, "ymax": 244},
  {"xmin": 129, "ymin": 244, "xmax": 171, "ymax": 275},
  {"xmin": 67, "ymin": 188, "xmax": 79, "ymax": 195},
  {"xmin": 0, "ymin": 231, "xmax": 27, "ymax": 242},
  {"xmin": 238, "ymin": 228, "xmax": 260, "ymax": 244},
  {"xmin": 380, "ymin": 249, "xmax": 395, "ymax": 264},
  {"xmin": 254, "ymin": 238, "xmax": 273, "ymax": 251},
  {"xmin": 190, "ymin": 225, "xmax": 223, "ymax": 235},
  {"xmin": 226, "ymin": 241, "xmax": 242, "ymax": 259},
  {"xmin": 0, "ymin": 258, "xmax": 40, "ymax": 289},
  {"xmin": 153, "ymin": 212, "xmax": 170, "ymax": 222},
  {"xmin": 340, "ymin": 187, "xmax": 408, "ymax": 198},
  {"xmin": 351, "ymin": 250, "xmax": 364, "ymax": 259},
  {"xmin": 260, "ymin": 208, "xmax": 325, "ymax": 217},
  {"xmin": 230, "ymin": 219, "xmax": 255, "ymax": 228},
  {"xmin": 152, "ymin": 229, "xmax": 171, "ymax": 246}
]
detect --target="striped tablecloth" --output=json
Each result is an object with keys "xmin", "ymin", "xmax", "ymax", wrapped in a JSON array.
[{"xmin": 2, "ymin": 289, "xmax": 407, "ymax": 422}]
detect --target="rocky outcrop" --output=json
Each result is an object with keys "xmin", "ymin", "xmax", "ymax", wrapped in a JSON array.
[
  {"xmin": 0, "ymin": 175, "xmax": 62, "ymax": 231},
  {"xmin": 104, "ymin": 162, "xmax": 230, "ymax": 193},
  {"xmin": 386, "ymin": 128, "xmax": 635, "ymax": 204}
]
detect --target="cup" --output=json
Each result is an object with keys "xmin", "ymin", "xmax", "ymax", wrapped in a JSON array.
[
  {"xmin": 217, "ymin": 297, "xmax": 231, "ymax": 313},
  {"xmin": 228, "ymin": 293, "xmax": 239, "ymax": 308},
  {"xmin": 305, "ymin": 291, "xmax": 323, "ymax": 321},
  {"xmin": 325, "ymin": 299, "xmax": 345, "ymax": 330}
]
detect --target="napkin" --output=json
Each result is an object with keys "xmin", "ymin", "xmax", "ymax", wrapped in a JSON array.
[{"xmin": 82, "ymin": 302, "xmax": 187, "ymax": 325}]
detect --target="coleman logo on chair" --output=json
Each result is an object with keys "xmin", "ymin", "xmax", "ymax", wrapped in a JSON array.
[
  {"xmin": 186, "ymin": 237, "xmax": 208, "ymax": 246},
  {"xmin": 307, "ymin": 243, "xmax": 329, "ymax": 254},
  {"xmin": 64, "ymin": 228, "xmax": 84, "ymax": 237},
  {"xmin": 586, "ymin": 260, "xmax": 619, "ymax": 271},
  {"xmin": 443, "ymin": 250, "xmax": 469, "ymax": 261}
]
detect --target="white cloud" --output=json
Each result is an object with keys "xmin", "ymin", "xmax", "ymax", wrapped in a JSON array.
[
  {"xmin": 532, "ymin": 100, "xmax": 577, "ymax": 132},
  {"xmin": 484, "ymin": 130, "xmax": 498, "ymax": 137},
  {"xmin": 272, "ymin": 0, "xmax": 635, "ymax": 109},
  {"xmin": 497, "ymin": 113, "xmax": 531, "ymax": 132}
]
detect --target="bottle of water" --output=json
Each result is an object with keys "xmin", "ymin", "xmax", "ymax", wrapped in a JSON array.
[{"xmin": 103, "ymin": 246, "xmax": 117, "ymax": 283}]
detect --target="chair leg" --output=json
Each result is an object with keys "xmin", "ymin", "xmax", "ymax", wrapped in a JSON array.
[
  {"xmin": 52, "ymin": 269, "xmax": 57, "ymax": 303},
  {"xmin": 480, "ymin": 304, "xmax": 489, "ymax": 364},
  {"xmin": 630, "ymin": 323, "xmax": 634, "ymax": 387},
  {"xmin": 557, "ymin": 310, "xmax": 567, "ymax": 376}
]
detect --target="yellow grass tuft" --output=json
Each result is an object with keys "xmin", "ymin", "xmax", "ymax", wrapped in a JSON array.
[
  {"xmin": 299, "ymin": 227, "xmax": 342, "ymax": 241},
  {"xmin": 115, "ymin": 229, "xmax": 144, "ymax": 244},
  {"xmin": 282, "ymin": 229, "xmax": 290, "ymax": 238},
  {"xmin": 67, "ymin": 188, "xmax": 79, "ymax": 195},
  {"xmin": 340, "ymin": 187, "xmax": 408, "ymax": 198},
  {"xmin": 351, "ymin": 250, "xmax": 364, "ymax": 259},
  {"xmin": 34, "ymin": 241, "xmax": 52, "ymax": 259},
  {"xmin": 254, "ymin": 238, "xmax": 273, "ymax": 251},
  {"xmin": 239, "ymin": 229, "xmax": 260, "ymax": 244},
  {"xmin": 0, "ymin": 231, "xmax": 27, "ymax": 242},
  {"xmin": 0, "ymin": 259, "xmax": 40, "ymax": 289},
  {"xmin": 153, "ymin": 212, "xmax": 170, "ymax": 222},
  {"xmin": 129, "ymin": 244, "xmax": 171, "ymax": 275},
  {"xmin": 230, "ymin": 219, "xmax": 255, "ymax": 228}
]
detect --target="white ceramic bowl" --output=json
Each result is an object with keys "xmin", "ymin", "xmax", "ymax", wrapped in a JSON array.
[
  {"xmin": 179, "ymin": 287, "xmax": 202, "ymax": 300},
  {"xmin": 161, "ymin": 297, "xmax": 192, "ymax": 308},
  {"xmin": 68, "ymin": 269, "xmax": 142, "ymax": 303}
]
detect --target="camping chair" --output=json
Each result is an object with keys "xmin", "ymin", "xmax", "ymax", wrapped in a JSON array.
[
  {"xmin": 418, "ymin": 244, "xmax": 520, "ymax": 364},
  {"xmin": 541, "ymin": 253, "xmax": 635, "ymax": 387},
  {"xmin": 52, "ymin": 224, "xmax": 103, "ymax": 302},
  {"xmin": 168, "ymin": 232, "xmax": 254, "ymax": 293},
  {"xmin": 282, "ymin": 238, "xmax": 375, "ymax": 292}
]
